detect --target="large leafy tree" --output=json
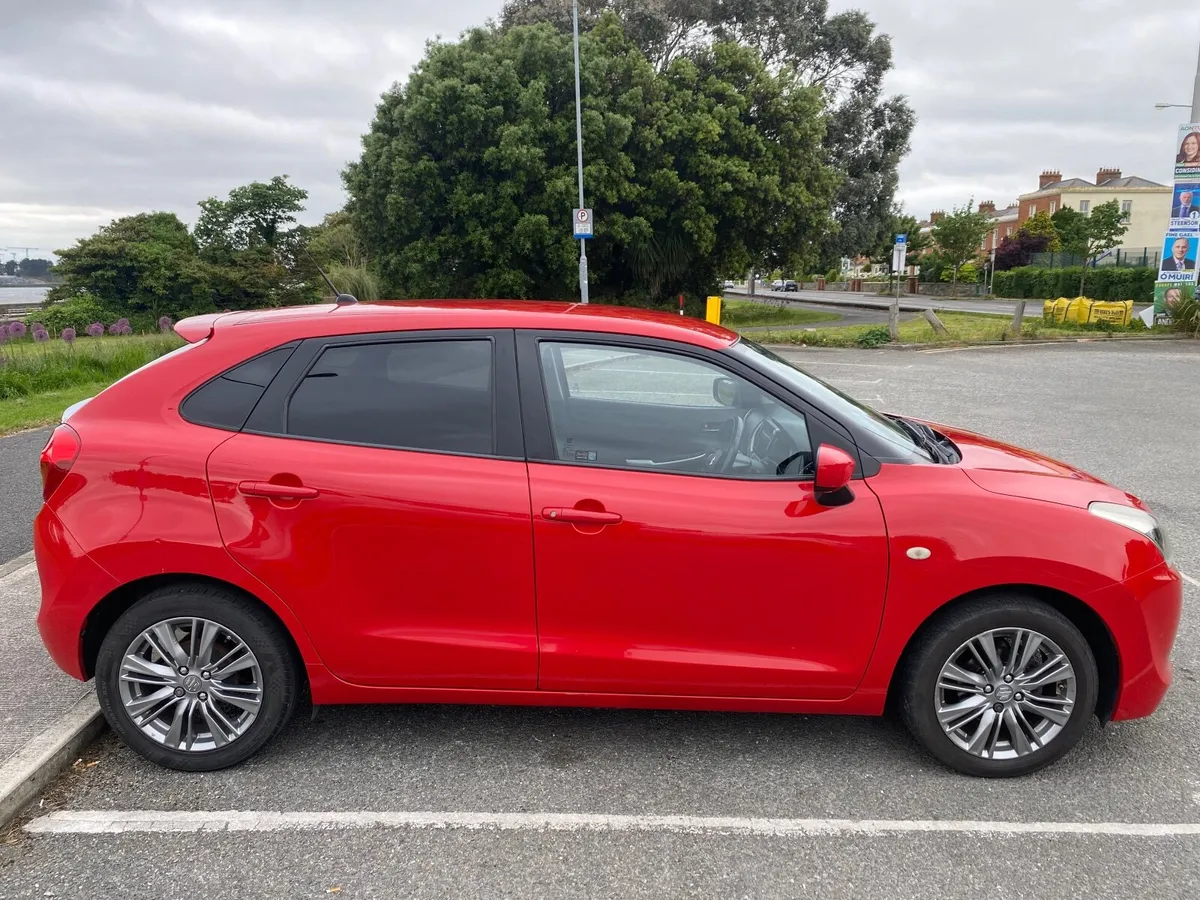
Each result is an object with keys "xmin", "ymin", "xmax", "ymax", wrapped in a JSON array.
[
  {"xmin": 931, "ymin": 201, "xmax": 991, "ymax": 284},
  {"xmin": 47, "ymin": 212, "xmax": 215, "ymax": 321},
  {"xmin": 500, "ymin": 0, "xmax": 914, "ymax": 266},
  {"xmin": 1059, "ymin": 200, "xmax": 1129, "ymax": 295},
  {"xmin": 194, "ymin": 176, "xmax": 319, "ymax": 307},
  {"xmin": 869, "ymin": 208, "xmax": 928, "ymax": 262},
  {"xmin": 346, "ymin": 17, "xmax": 836, "ymax": 301}
]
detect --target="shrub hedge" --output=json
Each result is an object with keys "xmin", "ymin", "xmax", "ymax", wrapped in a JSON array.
[{"xmin": 992, "ymin": 266, "xmax": 1155, "ymax": 302}]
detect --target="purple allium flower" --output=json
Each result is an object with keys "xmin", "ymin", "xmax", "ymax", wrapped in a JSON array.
[
  {"xmin": 31, "ymin": 322, "xmax": 44, "ymax": 332},
  {"xmin": 119, "ymin": 324, "xmax": 134, "ymax": 335},
  {"xmin": 158, "ymin": 315, "xmax": 173, "ymax": 333},
  {"xmin": 33, "ymin": 329, "xmax": 49, "ymax": 343},
  {"xmin": 87, "ymin": 322, "xmax": 104, "ymax": 338},
  {"xmin": 8, "ymin": 321, "xmax": 26, "ymax": 338},
  {"xmin": 62, "ymin": 327, "xmax": 77, "ymax": 344},
  {"xmin": 107, "ymin": 322, "xmax": 122, "ymax": 335},
  {"xmin": 115, "ymin": 317, "xmax": 129, "ymax": 327}
]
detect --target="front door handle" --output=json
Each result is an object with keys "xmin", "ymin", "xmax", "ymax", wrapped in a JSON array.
[
  {"xmin": 542, "ymin": 507, "xmax": 623, "ymax": 526},
  {"xmin": 238, "ymin": 481, "xmax": 320, "ymax": 501}
]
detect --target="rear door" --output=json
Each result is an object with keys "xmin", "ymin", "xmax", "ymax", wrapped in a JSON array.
[{"xmin": 203, "ymin": 329, "xmax": 538, "ymax": 689}]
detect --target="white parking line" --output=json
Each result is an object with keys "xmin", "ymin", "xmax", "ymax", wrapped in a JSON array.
[
  {"xmin": 1181, "ymin": 572, "xmax": 1199, "ymax": 588},
  {"xmin": 24, "ymin": 810, "xmax": 1200, "ymax": 838}
]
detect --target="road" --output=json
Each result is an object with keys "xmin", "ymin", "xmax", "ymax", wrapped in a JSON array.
[
  {"xmin": 0, "ymin": 427, "xmax": 49, "ymax": 564},
  {"xmin": 730, "ymin": 287, "xmax": 1148, "ymax": 320},
  {"xmin": 2, "ymin": 341, "xmax": 1199, "ymax": 898}
]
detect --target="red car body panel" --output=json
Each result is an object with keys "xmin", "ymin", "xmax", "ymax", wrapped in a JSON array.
[
  {"xmin": 32, "ymin": 301, "xmax": 1183, "ymax": 726},
  {"xmin": 206, "ymin": 433, "xmax": 538, "ymax": 689},
  {"xmin": 527, "ymin": 462, "xmax": 888, "ymax": 699}
]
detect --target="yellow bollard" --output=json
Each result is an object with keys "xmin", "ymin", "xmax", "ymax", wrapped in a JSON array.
[{"xmin": 706, "ymin": 296, "xmax": 722, "ymax": 325}]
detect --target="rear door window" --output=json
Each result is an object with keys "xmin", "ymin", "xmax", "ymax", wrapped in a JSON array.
[{"xmin": 286, "ymin": 339, "xmax": 495, "ymax": 455}]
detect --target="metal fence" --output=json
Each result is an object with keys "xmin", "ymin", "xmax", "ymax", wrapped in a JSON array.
[{"xmin": 1028, "ymin": 248, "xmax": 1161, "ymax": 269}]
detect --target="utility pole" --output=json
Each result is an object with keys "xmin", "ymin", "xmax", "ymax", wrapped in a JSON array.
[
  {"xmin": 572, "ymin": 0, "xmax": 589, "ymax": 304},
  {"xmin": 1193, "ymin": 41, "xmax": 1200, "ymax": 124}
]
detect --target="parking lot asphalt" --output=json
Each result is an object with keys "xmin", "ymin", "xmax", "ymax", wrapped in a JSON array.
[
  {"xmin": 3, "ymin": 341, "xmax": 1199, "ymax": 898},
  {"xmin": 0, "ymin": 427, "xmax": 49, "ymax": 566}
]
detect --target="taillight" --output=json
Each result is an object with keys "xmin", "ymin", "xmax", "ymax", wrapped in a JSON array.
[{"xmin": 40, "ymin": 424, "xmax": 81, "ymax": 502}]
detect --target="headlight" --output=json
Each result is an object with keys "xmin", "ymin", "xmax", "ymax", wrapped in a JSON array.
[{"xmin": 1088, "ymin": 502, "xmax": 1172, "ymax": 563}]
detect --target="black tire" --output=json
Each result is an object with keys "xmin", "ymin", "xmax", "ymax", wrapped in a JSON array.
[
  {"xmin": 898, "ymin": 595, "xmax": 1098, "ymax": 778},
  {"xmin": 96, "ymin": 583, "xmax": 299, "ymax": 771}
]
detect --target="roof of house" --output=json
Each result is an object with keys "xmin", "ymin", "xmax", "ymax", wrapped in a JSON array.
[{"xmin": 1039, "ymin": 175, "xmax": 1167, "ymax": 191}]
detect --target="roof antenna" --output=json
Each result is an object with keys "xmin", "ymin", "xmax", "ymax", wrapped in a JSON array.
[{"xmin": 305, "ymin": 249, "xmax": 358, "ymax": 306}]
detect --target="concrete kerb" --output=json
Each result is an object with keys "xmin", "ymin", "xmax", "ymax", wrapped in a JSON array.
[
  {"xmin": 0, "ymin": 552, "xmax": 106, "ymax": 829},
  {"xmin": 0, "ymin": 693, "xmax": 104, "ymax": 829}
]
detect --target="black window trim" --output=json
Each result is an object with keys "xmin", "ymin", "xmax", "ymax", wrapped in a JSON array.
[
  {"xmin": 242, "ymin": 328, "xmax": 525, "ymax": 462},
  {"xmin": 179, "ymin": 341, "xmax": 301, "ymax": 433},
  {"xmin": 515, "ymin": 329, "xmax": 867, "ymax": 482}
]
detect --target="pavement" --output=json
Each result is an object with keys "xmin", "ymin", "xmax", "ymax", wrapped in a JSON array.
[
  {"xmin": 0, "ymin": 341, "xmax": 1198, "ymax": 897},
  {"xmin": 731, "ymin": 286, "xmax": 1150, "ymax": 320},
  {"xmin": 0, "ymin": 427, "xmax": 50, "ymax": 564}
]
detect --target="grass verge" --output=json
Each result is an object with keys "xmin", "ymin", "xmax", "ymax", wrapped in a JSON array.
[
  {"xmin": 722, "ymin": 300, "xmax": 841, "ymax": 329},
  {"xmin": 753, "ymin": 312, "xmax": 1169, "ymax": 348},
  {"xmin": 0, "ymin": 334, "xmax": 184, "ymax": 435}
]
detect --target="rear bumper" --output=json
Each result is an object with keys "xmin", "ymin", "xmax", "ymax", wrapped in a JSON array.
[
  {"xmin": 1100, "ymin": 561, "xmax": 1183, "ymax": 721},
  {"xmin": 34, "ymin": 506, "xmax": 118, "ymax": 681}
]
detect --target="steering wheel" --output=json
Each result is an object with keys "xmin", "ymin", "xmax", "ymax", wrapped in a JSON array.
[{"xmin": 706, "ymin": 414, "xmax": 745, "ymax": 473}]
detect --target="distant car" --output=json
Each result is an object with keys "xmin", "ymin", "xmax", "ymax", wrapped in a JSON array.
[
  {"xmin": 35, "ymin": 301, "xmax": 1182, "ymax": 776},
  {"xmin": 770, "ymin": 280, "xmax": 785, "ymax": 291},
  {"xmin": 783, "ymin": 280, "xmax": 799, "ymax": 292},
  {"xmin": 722, "ymin": 280, "xmax": 736, "ymax": 290}
]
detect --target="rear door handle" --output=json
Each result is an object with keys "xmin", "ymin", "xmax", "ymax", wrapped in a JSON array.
[
  {"xmin": 542, "ymin": 507, "xmax": 623, "ymax": 526},
  {"xmin": 238, "ymin": 481, "xmax": 320, "ymax": 501}
]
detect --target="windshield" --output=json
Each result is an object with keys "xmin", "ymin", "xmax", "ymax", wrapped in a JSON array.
[{"xmin": 729, "ymin": 339, "xmax": 931, "ymax": 461}]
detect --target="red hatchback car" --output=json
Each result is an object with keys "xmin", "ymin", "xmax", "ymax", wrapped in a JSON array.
[{"xmin": 35, "ymin": 301, "xmax": 1181, "ymax": 777}]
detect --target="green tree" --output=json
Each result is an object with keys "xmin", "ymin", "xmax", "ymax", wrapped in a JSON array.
[
  {"xmin": 194, "ymin": 176, "xmax": 319, "ymax": 308},
  {"xmin": 1051, "ymin": 206, "xmax": 1087, "ymax": 259},
  {"xmin": 2, "ymin": 260, "xmax": 16, "ymax": 276},
  {"xmin": 871, "ymin": 208, "xmax": 929, "ymax": 261},
  {"xmin": 499, "ymin": 0, "xmax": 914, "ymax": 268},
  {"xmin": 1063, "ymin": 200, "xmax": 1129, "ymax": 296},
  {"xmin": 1017, "ymin": 210, "xmax": 1062, "ymax": 252},
  {"xmin": 931, "ymin": 200, "xmax": 991, "ymax": 284},
  {"xmin": 47, "ymin": 212, "xmax": 215, "ymax": 321},
  {"xmin": 306, "ymin": 211, "xmax": 382, "ymax": 301},
  {"xmin": 346, "ymin": 17, "xmax": 836, "ymax": 302},
  {"xmin": 16, "ymin": 258, "xmax": 53, "ymax": 278}
]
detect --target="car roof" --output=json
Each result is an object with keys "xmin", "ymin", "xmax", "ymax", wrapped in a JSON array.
[{"xmin": 178, "ymin": 300, "xmax": 738, "ymax": 350}]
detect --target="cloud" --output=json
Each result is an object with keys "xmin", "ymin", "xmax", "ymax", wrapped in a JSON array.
[{"xmin": 0, "ymin": 0, "xmax": 1192, "ymax": 256}]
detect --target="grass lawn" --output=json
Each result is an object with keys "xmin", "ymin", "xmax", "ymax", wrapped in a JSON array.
[
  {"xmin": 752, "ymin": 311, "xmax": 1166, "ymax": 348},
  {"xmin": 0, "ymin": 333, "xmax": 184, "ymax": 435},
  {"xmin": 721, "ymin": 300, "xmax": 841, "ymax": 329},
  {"xmin": 0, "ymin": 382, "xmax": 111, "ymax": 434}
]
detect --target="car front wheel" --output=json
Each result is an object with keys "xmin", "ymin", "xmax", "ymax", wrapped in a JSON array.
[
  {"xmin": 96, "ymin": 583, "xmax": 298, "ymax": 771},
  {"xmin": 898, "ymin": 595, "xmax": 1098, "ymax": 777}
]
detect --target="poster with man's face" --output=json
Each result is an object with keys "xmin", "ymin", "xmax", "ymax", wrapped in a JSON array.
[
  {"xmin": 1155, "ymin": 281, "xmax": 1194, "ymax": 317},
  {"xmin": 1171, "ymin": 184, "xmax": 1200, "ymax": 229},
  {"xmin": 1158, "ymin": 233, "xmax": 1200, "ymax": 281}
]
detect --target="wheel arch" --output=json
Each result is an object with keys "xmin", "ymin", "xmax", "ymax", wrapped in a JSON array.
[
  {"xmin": 886, "ymin": 583, "xmax": 1120, "ymax": 723},
  {"xmin": 81, "ymin": 573, "xmax": 308, "ymax": 695}
]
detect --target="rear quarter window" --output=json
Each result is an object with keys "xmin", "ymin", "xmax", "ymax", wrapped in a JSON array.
[{"xmin": 181, "ymin": 344, "xmax": 297, "ymax": 431}]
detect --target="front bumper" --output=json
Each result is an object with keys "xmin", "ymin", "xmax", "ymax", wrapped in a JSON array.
[{"xmin": 1097, "ymin": 561, "xmax": 1183, "ymax": 721}]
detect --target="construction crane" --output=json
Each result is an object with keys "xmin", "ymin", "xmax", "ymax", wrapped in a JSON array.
[{"xmin": 11, "ymin": 247, "xmax": 40, "ymax": 259}]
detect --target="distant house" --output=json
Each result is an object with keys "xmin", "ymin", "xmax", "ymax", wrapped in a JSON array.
[{"xmin": 1018, "ymin": 169, "xmax": 1169, "ymax": 252}]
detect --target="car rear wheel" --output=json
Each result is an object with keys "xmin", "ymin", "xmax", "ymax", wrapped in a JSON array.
[
  {"xmin": 898, "ymin": 596, "xmax": 1098, "ymax": 777},
  {"xmin": 96, "ymin": 583, "xmax": 298, "ymax": 771}
]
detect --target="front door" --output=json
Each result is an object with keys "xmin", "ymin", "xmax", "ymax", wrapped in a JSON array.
[
  {"xmin": 522, "ymin": 337, "xmax": 889, "ymax": 700},
  {"xmin": 207, "ymin": 330, "xmax": 538, "ymax": 689}
]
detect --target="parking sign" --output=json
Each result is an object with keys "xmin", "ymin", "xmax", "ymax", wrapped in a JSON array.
[{"xmin": 573, "ymin": 208, "xmax": 594, "ymax": 239}]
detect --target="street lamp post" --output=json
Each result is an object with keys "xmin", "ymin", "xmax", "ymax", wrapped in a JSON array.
[
  {"xmin": 1154, "ymin": 41, "xmax": 1200, "ymax": 121},
  {"xmin": 572, "ymin": 0, "xmax": 589, "ymax": 304}
]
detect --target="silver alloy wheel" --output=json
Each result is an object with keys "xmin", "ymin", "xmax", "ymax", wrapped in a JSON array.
[
  {"xmin": 935, "ymin": 628, "xmax": 1076, "ymax": 760},
  {"xmin": 118, "ymin": 617, "xmax": 263, "ymax": 752}
]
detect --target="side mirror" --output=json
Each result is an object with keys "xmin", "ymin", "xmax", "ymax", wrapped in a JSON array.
[
  {"xmin": 712, "ymin": 377, "xmax": 740, "ymax": 407},
  {"xmin": 814, "ymin": 444, "xmax": 855, "ymax": 503}
]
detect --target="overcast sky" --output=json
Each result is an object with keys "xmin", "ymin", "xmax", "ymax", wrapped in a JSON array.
[{"xmin": 1, "ymin": 0, "xmax": 1196, "ymax": 257}]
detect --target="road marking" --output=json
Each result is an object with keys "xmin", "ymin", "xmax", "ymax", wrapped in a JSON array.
[
  {"xmin": 24, "ymin": 810, "xmax": 1200, "ymax": 838},
  {"xmin": 1181, "ymin": 572, "xmax": 1199, "ymax": 588}
]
